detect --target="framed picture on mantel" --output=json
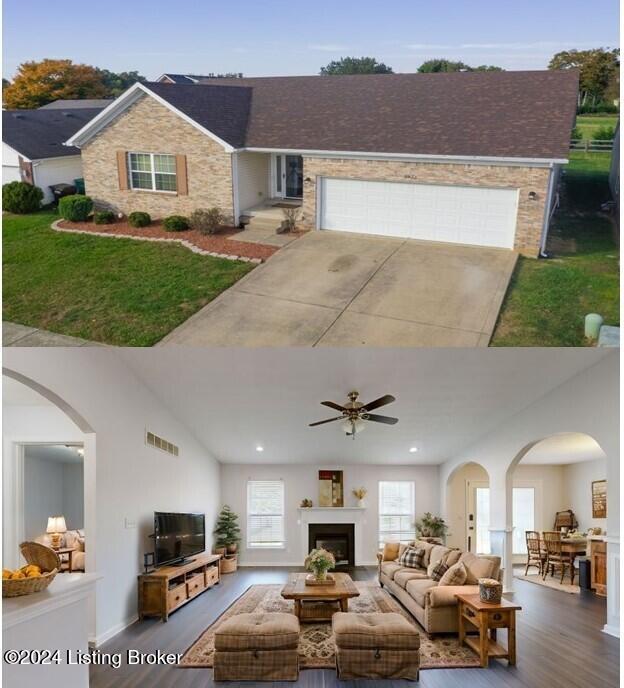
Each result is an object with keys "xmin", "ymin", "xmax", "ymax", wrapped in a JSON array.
[
  {"xmin": 592, "ymin": 480, "xmax": 607, "ymax": 518},
  {"xmin": 319, "ymin": 470, "xmax": 344, "ymax": 507}
]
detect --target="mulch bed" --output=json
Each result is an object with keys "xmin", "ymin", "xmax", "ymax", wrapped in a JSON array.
[{"xmin": 56, "ymin": 220, "xmax": 282, "ymax": 261}]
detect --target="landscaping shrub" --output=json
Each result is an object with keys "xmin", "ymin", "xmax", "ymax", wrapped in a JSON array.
[
  {"xmin": 2, "ymin": 181, "xmax": 43, "ymax": 214},
  {"xmin": 128, "ymin": 211, "xmax": 151, "ymax": 228},
  {"xmin": 577, "ymin": 102, "xmax": 619, "ymax": 114},
  {"xmin": 593, "ymin": 126, "xmax": 616, "ymax": 141},
  {"xmin": 94, "ymin": 210, "xmax": 116, "ymax": 225},
  {"xmin": 163, "ymin": 215, "xmax": 189, "ymax": 232},
  {"xmin": 570, "ymin": 126, "xmax": 582, "ymax": 141},
  {"xmin": 189, "ymin": 207, "xmax": 224, "ymax": 234},
  {"xmin": 58, "ymin": 194, "xmax": 93, "ymax": 222}
]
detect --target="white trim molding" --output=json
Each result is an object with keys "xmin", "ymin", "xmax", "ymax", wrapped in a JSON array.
[
  {"xmin": 603, "ymin": 537, "xmax": 620, "ymax": 638},
  {"xmin": 64, "ymin": 82, "xmax": 234, "ymax": 153}
]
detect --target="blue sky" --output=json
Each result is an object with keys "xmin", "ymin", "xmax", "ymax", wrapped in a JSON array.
[{"xmin": 3, "ymin": 0, "xmax": 619, "ymax": 80}]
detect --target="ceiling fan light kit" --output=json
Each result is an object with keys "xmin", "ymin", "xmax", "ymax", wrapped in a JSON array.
[{"xmin": 310, "ymin": 390, "xmax": 398, "ymax": 440}]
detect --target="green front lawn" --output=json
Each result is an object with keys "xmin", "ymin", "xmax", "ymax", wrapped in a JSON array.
[
  {"xmin": 575, "ymin": 115, "xmax": 618, "ymax": 139},
  {"xmin": 3, "ymin": 211, "xmax": 254, "ymax": 346},
  {"xmin": 492, "ymin": 151, "xmax": 619, "ymax": 347}
]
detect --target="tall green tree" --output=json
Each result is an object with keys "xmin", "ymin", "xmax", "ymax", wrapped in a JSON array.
[
  {"xmin": 548, "ymin": 48, "xmax": 620, "ymax": 106},
  {"xmin": 320, "ymin": 56, "xmax": 393, "ymax": 75},
  {"xmin": 96, "ymin": 69, "xmax": 146, "ymax": 97},
  {"xmin": 418, "ymin": 59, "xmax": 503, "ymax": 73}
]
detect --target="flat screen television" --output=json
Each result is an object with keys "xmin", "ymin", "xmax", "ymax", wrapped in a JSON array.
[{"xmin": 154, "ymin": 512, "xmax": 205, "ymax": 567}]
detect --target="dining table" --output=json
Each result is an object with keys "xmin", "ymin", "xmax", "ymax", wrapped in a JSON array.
[{"xmin": 556, "ymin": 536, "xmax": 586, "ymax": 585}]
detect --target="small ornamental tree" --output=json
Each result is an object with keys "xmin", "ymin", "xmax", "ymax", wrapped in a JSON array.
[{"xmin": 214, "ymin": 505, "xmax": 241, "ymax": 553}]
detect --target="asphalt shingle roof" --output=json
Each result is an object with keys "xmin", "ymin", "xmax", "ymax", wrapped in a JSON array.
[
  {"xmin": 3, "ymin": 108, "xmax": 105, "ymax": 159},
  {"xmin": 39, "ymin": 99, "xmax": 114, "ymax": 109}
]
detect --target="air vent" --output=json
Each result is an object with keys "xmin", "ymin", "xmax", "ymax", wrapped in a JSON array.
[{"xmin": 145, "ymin": 430, "xmax": 179, "ymax": 456}]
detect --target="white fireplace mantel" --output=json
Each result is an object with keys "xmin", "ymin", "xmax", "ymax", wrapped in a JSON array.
[{"xmin": 297, "ymin": 506, "xmax": 369, "ymax": 565}]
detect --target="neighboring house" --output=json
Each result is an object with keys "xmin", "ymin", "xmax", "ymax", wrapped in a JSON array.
[
  {"xmin": 2, "ymin": 107, "xmax": 104, "ymax": 204},
  {"xmin": 157, "ymin": 73, "xmax": 243, "ymax": 84},
  {"xmin": 39, "ymin": 99, "xmax": 114, "ymax": 110},
  {"xmin": 66, "ymin": 71, "xmax": 578, "ymax": 257}
]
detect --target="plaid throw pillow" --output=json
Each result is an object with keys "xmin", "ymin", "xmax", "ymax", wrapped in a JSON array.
[
  {"xmin": 429, "ymin": 560, "xmax": 449, "ymax": 582},
  {"xmin": 398, "ymin": 546, "xmax": 426, "ymax": 569}
]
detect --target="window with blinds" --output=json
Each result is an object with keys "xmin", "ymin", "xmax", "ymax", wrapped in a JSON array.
[
  {"xmin": 378, "ymin": 481, "xmax": 415, "ymax": 546},
  {"xmin": 247, "ymin": 480, "xmax": 285, "ymax": 548}
]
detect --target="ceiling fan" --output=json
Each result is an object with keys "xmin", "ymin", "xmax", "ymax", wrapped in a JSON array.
[{"xmin": 309, "ymin": 390, "xmax": 398, "ymax": 439}]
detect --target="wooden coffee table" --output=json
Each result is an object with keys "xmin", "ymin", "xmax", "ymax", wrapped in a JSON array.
[
  {"xmin": 281, "ymin": 572, "xmax": 360, "ymax": 622},
  {"xmin": 456, "ymin": 593, "xmax": 522, "ymax": 668}
]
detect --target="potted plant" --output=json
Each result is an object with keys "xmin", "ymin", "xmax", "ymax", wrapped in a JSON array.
[
  {"xmin": 214, "ymin": 505, "xmax": 241, "ymax": 555},
  {"xmin": 304, "ymin": 548, "xmax": 336, "ymax": 582},
  {"xmin": 414, "ymin": 512, "xmax": 449, "ymax": 542},
  {"xmin": 352, "ymin": 487, "xmax": 367, "ymax": 508}
]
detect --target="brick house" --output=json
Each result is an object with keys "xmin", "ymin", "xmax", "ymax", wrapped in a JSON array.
[{"xmin": 66, "ymin": 71, "xmax": 578, "ymax": 257}]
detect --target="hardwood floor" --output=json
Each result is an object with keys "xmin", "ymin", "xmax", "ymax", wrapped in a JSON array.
[{"xmin": 90, "ymin": 566, "xmax": 619, "ymax": 687}]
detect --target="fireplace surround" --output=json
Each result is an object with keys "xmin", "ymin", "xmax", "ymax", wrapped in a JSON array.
[{"xmin": 308, "ymin": 523, "xmax": 355, "ymax": 568}]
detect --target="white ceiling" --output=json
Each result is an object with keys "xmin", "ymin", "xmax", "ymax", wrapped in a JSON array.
[
  {"xmin": 24, "ymin": 444, "xmax": 84, "ymax": 464},
  {"xmin": 3, "ymin": 376, "xmax": 53, "ymax": 406},
  {"xmin": 116, "ymin": 348, "xmax": 611, "ymax": 466},
  {"xmin": 520, "ymin": 433, "xmax": 605, "ymax": 465}
]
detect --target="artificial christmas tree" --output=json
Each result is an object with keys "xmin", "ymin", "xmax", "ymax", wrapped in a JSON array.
[{"xmin": 214, "ymin": 505, "xmax": 241, "ymax": 554}]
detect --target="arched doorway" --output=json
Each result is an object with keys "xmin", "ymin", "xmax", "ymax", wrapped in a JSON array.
[{"xmin": 445, "ymin": 461, "xmax": 490, "ymax": 554}]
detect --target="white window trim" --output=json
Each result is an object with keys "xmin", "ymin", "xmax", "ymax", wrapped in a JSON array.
[
  {"xmin": 127, "ymin": 152, "xmax": 177, "ymax": 194},
  {"xmin": 246, "ymin": 479, "xmax": 286, "ymax": 550},
  {"xmin": 378, "ymin": 480, "xmax": 416, "ymax": 547},
  {"xmin": 512, "ymin": 480, "xmax": 542, "ymax": 557}
]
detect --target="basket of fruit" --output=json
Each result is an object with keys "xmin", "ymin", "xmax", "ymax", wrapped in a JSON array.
[{"xmin": 3, "ymin": 542, "xmax": 60, "ymax": 597}]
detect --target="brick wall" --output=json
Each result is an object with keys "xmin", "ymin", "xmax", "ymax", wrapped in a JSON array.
[
  {"xmin": 301, "ymin": 157, "xmax": 551, "ymax": 257},
  {"xmin": 81, "ymin": 95, "xmax": 234, "ymax": 220}
]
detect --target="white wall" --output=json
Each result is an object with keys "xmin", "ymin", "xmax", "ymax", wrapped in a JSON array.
[
  {"xmin": 237, "ymin": 152, "xmax": 270, "ymax": 211},
  {"xmin": 33, "ymin": 156, "xmax": 84, "ymax": 204},
  {"xmin": 2, "ymin": 143, "xmax": 22, "ymax": 184},
  {"xmin": 221, "ymin": 463, "xmax": 440, "ymax": 566},
  {"xmin": 562, "ymin": 458, "xmax": 608, "ymax": 532},
  {"xmin": 63, "ymin": 463, "xmax": 85, "ymax": 531},
  {"xmin": 3, "ymin": 350, "xmax": 221, "ymax": 646}
]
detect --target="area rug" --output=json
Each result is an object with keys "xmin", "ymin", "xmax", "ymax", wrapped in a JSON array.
[
  {"xmin": 180, "ymin": 583, "xmax": 480, "ymax": 670},
  {"xmin": 515, "ymin": 572, "xmax": 580, "ymax": 594}
]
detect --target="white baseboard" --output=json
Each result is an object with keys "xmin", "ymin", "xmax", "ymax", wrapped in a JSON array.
[
  {"xmin": 90, "ymin": 614, "xmax": 138, "ymax": 647},
  {"xmin": 602, "ymin": 624, "xmax": 620, "ymax": 638}
]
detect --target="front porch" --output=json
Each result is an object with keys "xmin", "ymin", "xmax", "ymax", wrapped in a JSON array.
[{"xmin": 237, "ymin": 198, "xmax": 303, "ymax": 246}]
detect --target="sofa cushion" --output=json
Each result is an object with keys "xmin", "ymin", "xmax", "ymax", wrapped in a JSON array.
[
  {"xmin": 333, "ymin": 612, "xmax": 420, "ymax": 650},
  {"xmin": 405, "ymin": 578, "xmax": 438, "ymax": 607},
  {"xmin": 438, "ymin": 561, "xmax": 468, "ymax": 587},
  {"xmin": 382, "ymin": 542, "xmax": 400, "ymax": 561},
  {"xmin": 428, "ymin": 584, "xmax": 480, "ymax": 608},
  {"xmin": 413, "ymin": 540, "xmax": 435, "ymax": 565},
  {"xmin": 459, "ymin": 553, "xmax": 497, "ymax": 584},
  {"xmin": 381, "ymin": 561, "xmax": 404, "ymax": 580},
  {"xmin": 445, "ymin": 549, "xmax": 462, "ymax": 566},
  {"xmin": 398, "ymin": 546, "xmax": 426, "ymax": 569},
  {"xmin": 429, "ymin": 545, "xmax": 451, "ymax": 567},
  {"xmin": 215, "ymin": 613, "xmax": 299, "ymax": 651},
  {"xmin": 394, "ymin": 568, "xmax": 429, "ymax": 589}
]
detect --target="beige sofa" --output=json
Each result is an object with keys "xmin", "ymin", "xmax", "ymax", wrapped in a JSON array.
[{"xmin": 377, "ymin": 539, "xmax": 502, "ymax": 634}]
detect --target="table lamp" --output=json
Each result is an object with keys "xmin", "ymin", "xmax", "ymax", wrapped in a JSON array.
[{"xmin": 46, "ymin": 515, "xmax": 67, "ymax": 549}]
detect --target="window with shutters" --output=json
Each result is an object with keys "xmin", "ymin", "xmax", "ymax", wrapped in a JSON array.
[
  {"xmin": 127, "ymin": 152, "xmax": 177, "ymax": 192},
  {"xmin": 247, "ymin": 480, "xmax": 285, "ymax": 548},
  {"xmin": 378, "ymin": 481, "xmax": 415, "ymax": 547}
]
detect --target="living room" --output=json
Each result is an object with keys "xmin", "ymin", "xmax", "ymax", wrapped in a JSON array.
[{"xmin": 2, "ymin": 347, "xmax": 619, "ymax": 687}]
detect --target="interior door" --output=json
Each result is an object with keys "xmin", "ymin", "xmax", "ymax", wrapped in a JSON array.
[{"xmin": 466, "ymin": 481, "xmax": 491, "ymax": 554}]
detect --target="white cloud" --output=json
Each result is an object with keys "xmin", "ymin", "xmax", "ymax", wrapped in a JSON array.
[{"xmin": 308, "ymin": 44, "xmax": 350, "ymax": 52}]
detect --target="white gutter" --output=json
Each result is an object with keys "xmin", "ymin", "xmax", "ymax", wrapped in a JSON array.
[
  {"xmin": 239, "ymin": 147, "xmax": 568, "ymax": 168},
  {"xmin": 539, "ymin": 163, "xmax": 557, "ymax": 257}
]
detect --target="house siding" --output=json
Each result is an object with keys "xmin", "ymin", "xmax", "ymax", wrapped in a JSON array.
[
  {"xmin": 300, "ymin": 157, "xmax": 551, "ymax": 257},
  {"xmin": 237, "ymin": 152, "xmax": 270, "ymax": 211},
  {"xmin": 81, "ymin": 94, "xmax": 234, "ymax": 219}
]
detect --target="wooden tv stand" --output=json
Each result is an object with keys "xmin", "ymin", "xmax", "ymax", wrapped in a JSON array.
[{"xmin": 138, "ymin": 553, "xmax": 221, "ymax": 621}]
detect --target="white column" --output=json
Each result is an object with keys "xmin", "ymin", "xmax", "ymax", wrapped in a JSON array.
[{"xmin": 604, "ymin": 537, "xmax": 620, "ymax": 637}]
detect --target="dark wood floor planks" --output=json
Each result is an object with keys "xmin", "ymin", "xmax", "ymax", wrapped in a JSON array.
[{"xmin": 90, "ymin": 566, "xmax": 619, "ymax": 688}]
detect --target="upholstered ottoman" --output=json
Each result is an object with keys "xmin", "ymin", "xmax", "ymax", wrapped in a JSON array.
[
  {"xmin": 213, "ymin": 612, "xmax": 300, "ymax": 681},
  {"xmin": 332, "ymin": 612, "xmax": 420, "ymax": 680}
]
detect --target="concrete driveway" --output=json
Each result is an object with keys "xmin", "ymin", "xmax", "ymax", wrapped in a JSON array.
[{"xmin": 159, "ymin": 231, "xmax": 517, "ymax": 347}]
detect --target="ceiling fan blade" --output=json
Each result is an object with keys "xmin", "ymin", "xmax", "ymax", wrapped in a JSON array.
[
  {"xmin": 321, "ymin": 401, "xmax": 347, "ymax": 412},
  {"xmin": 309, "ymin": 416, "xmax": 344, "ymax": 427},
  {"xmin": 364, "ymin": 413, "xmax": 399, "ymax": 425},
  {"xmin": 362, "ymin": 394, "xmax": 396, "ymax": 411}
]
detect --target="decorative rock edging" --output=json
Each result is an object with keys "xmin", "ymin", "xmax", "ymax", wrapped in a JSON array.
[{"xmin": 51, "ymin": 220, "xmax": 264, "ymax": 264}]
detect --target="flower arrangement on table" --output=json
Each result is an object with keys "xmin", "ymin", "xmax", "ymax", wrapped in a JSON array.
[{"xmin": 304, "ymin": 548, "xmax": 336, "ymax": 582}]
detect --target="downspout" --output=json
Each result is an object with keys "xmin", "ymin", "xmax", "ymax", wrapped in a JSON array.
[{"xmin": 539, "ymin": 163, "xmax": 557, "ymax": 257}]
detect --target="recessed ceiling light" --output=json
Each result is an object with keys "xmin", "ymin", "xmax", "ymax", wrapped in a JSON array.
[
  {"xmin": 256, "ymin": 446, "xmax": 264, "ymax": 452},
  {"xmin": 409, "ymin": 447, "xmax": 418, "ymax": 453}
]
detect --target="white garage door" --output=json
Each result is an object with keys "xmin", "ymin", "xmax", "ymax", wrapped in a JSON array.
[{"xmin": 319, "ymin": 178, "xmax": 519, "ymax": 249}]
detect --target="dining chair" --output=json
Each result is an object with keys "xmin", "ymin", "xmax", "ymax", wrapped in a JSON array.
[
  {"xmin": 525, "ymin": 530, "xmax": 546, "ymax": 575},
  {"xmin": 542, "ymin": 531, "xmax": 572, "ymax": 583}
]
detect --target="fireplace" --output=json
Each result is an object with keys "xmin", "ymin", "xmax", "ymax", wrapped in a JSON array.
[{"xmin": 308, "ymin": 523, "xmax": 355, "ymax": 568}]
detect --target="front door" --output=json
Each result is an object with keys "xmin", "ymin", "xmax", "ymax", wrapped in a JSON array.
[
  {"xmin": 466, "ymin": 481, "xmax": 491, "ymax": 554},
  {"xmin": 274, "ymin": 154, "xmax": 303, "ymax": 198}
]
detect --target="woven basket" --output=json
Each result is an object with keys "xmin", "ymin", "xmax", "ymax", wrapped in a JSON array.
[
  {"xmin": 3, "ymin": 542, "xmax": 60, "ymax": 598},
  {"xmin": 478, "ymin": 578, "xmax": 502, "ymax": 604}
]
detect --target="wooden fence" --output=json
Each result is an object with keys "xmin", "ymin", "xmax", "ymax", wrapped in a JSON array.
[{"xmin": 570, "ymin": 139, "xmax": 614, "ymax": 152}]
